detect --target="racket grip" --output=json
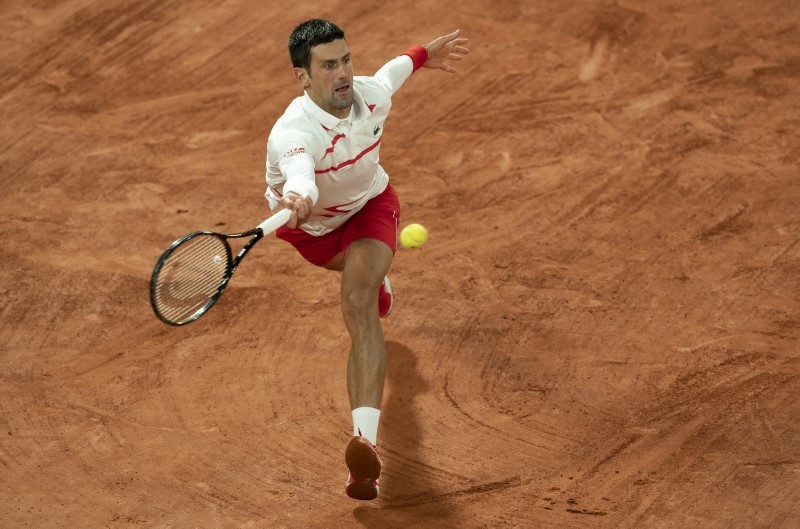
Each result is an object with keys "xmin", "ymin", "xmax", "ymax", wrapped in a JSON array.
[{"xmin": 257, "ymin": 208, "xmax": 293, "ymax": 235}]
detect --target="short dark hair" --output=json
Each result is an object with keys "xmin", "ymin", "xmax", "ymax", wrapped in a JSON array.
[{"xmin": 288, "ymin": 19, "xmax": 345, "ymax": 71}]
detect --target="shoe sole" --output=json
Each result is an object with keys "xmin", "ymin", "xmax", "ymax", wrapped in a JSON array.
[
  {"xmin": 346, "ymin": 479, "xmax": 379, "ymax": 501},
  {"xmin": 345, "ymin": 436, "xmax": 382, "ymax": 500}
]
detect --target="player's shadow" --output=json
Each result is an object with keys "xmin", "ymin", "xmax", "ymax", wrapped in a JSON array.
[{"xmin": 353, "ymin": 341, "xmax": 462, "ymax": 528}]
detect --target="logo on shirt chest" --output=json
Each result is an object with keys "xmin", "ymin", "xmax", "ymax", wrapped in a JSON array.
[{"xmin": 373, "ymin": 125, "xmax": 381, "ymax": 136}]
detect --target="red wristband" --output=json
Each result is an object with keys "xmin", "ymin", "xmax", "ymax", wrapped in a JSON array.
[{"xmin": 402, "ymin": 45, "xmax": 428, "ymax": 73}]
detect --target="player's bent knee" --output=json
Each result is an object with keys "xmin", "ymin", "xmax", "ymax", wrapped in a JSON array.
[{"xmin": 341, "ymin": 286, "xmax": 377, "ymax": 319}]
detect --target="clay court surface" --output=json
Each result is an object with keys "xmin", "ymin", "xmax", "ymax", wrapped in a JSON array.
[{"xmin": 2, "ymin": 0, "xmax": 800, "ymax": 527}]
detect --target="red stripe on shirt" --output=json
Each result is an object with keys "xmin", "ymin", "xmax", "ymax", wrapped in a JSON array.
[
  {"xmin": 321, "ymin": 195, "xmax": 367, "ymax": 217},
  {"xmin": 315, "ymin": 138, "xmax": 382, "ymax": 174},
  {"xmin": 322, "ymin": 133, "xmax": 346, "ymax": 160}
]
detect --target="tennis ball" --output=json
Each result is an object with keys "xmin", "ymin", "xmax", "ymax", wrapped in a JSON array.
[{"xmin": 400, "ymin": 223, "xmax": 428, "ymax": 249}]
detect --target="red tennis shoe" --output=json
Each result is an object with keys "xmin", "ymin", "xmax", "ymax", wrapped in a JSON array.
[
  {"xmin": 378, "ymin": 276, "xmax": 393, "ymax": 318},
  {"xmin": 345, "ymin": 435, "xmax": 382, "ymax": 501}
]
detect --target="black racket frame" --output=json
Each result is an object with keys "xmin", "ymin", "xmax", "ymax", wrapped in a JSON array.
[{"xmin": 149, "ymin": 227, "xmax": 265, "ymax": 326}]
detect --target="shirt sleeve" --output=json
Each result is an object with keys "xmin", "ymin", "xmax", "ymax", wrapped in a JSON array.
[
  {"xmin": 373, "ymin": 45, "xmax": 428, "ymax": 96},
  {"xmin": 280, "ymin": 154, "xmax": 318, "ymax": 202},
  {"xmin": 267, "ymin": 130, "xmax": 320, "ymax": 205}
]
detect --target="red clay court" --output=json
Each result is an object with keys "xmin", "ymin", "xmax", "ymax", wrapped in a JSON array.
[{"xmin": 2, "ymin": 1, "xmax": 799, "ymax": 527}]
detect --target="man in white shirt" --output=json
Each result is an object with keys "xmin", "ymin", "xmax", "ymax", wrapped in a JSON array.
[{"xmin": 265, "ymin": 19, "xmax": 468, "ymax": 500}]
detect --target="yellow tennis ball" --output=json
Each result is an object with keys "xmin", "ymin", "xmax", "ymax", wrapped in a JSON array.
[{"xmin": 400, "ymin": 223, "xmax": 428, "ymax": 249}]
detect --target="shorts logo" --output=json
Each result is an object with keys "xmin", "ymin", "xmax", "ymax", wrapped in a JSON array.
[{"xmin": 284, "ymin": 147, "xmax": 306, "ymax": 158}]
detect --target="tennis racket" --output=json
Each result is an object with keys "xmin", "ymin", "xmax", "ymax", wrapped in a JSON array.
[{"xmin": 150, "ymin": 208, "xmax": 292, "ymax": 326}]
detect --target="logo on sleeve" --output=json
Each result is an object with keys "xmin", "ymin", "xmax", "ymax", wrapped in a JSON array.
[{"xmin": 284, "ymin": 147, "xmax": 306, "ymax": 158}]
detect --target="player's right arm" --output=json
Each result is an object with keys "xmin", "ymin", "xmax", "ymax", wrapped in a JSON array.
[
  {"xmin": 280, "ymin": 192, "xmax": 313, "ymax": 228},
  {"xmin": 266, "ymin": 128, "xmax": 319, "ymax": 228}
]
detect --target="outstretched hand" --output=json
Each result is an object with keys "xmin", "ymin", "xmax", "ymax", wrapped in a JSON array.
[{"xmin": 423, "ymin": 29, "xmax": 470, "ymax": 73}]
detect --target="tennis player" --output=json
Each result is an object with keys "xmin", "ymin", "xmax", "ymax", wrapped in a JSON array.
[{"xmin": 265, "ymin": 19, "xmax": 468, "ymax": 500}]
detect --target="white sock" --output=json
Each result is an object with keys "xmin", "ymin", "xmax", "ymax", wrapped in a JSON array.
[{"xmin": 352, "ymin": 407, "xmax": 381, "ymax": 446}]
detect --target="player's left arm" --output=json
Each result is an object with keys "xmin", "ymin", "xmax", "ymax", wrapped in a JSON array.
[
  {"xmin": 373, "ymin": 30, "xmax": 469, "ymax": 94},
  {"xmin": 422, "ymin": 29, "xmax": 469, "ymax": 73}
]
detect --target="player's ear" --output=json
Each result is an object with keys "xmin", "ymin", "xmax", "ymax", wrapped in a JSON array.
[{"xmin": 293, "ymin": 67, "xmax": 310, "ymax": 88}]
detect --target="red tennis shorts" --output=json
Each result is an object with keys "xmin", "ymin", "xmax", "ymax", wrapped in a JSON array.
[{"xmin": 276, "ymin": 184, "xmax": 401, "ymax": 266}]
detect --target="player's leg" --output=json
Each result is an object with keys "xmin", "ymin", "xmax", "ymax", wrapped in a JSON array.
[
  {"xmin": 338, "ymin": 184, "xmax": 399, "ymax": 413},
  {"xmin": 340, "ymin": 237, "xmax": 393, "ymax": 409},
  {"xmin": 276, "ymin": 184, "xmax": 399, "ymax": 500},
  {"xmin": 325, "ymin": 251, "xmax": 393, "ymax": 317},
  {"xmin": 340, "ymin": 237, "xmax": 392, "ymax": 500}
]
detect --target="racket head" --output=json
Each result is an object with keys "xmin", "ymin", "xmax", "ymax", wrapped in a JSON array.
[{"xmin": 150, "ymin": 232, "xmax": 234, "ymax": 325}]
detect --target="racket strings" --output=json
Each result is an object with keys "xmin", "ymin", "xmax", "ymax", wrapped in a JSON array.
[{"xmin": 153, "ymin": 234, "xmax": 230, "ymax": 323}]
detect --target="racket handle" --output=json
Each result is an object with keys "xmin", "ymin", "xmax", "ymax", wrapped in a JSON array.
[{"xmin": 256, "ymin": 208, "xmax": 293, "ymax": 235}]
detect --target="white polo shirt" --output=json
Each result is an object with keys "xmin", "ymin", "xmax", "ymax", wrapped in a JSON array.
[{"xmin": 265, "ymin": 54, "xmax": 416, "ymax": 236}]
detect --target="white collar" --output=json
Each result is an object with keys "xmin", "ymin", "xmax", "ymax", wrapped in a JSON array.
[{"xmin": 302, "ymin": 92, "xmax": 358, "ymax": 130}]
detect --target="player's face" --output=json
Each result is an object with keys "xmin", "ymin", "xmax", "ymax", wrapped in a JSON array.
[{"xmin": 299, "ymin": 39, "xmax": 353, "ymax": 119}]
